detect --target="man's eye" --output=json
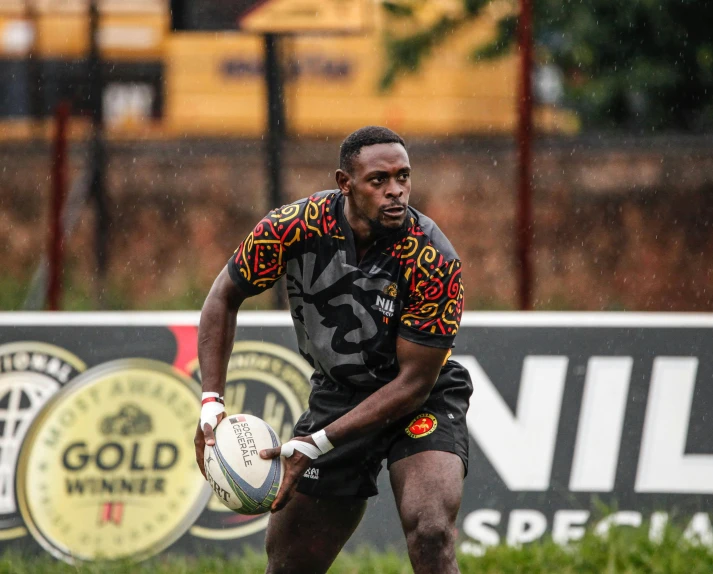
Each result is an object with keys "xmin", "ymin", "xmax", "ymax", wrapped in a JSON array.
[{"xmin": 398, "ymin": 173, "xmax": 410, "ymax": 181}]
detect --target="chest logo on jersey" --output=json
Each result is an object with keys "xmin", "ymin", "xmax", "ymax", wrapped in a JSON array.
[
  {"xmin": 375, "ymin": 295, "xmax": 396, "ymax": 319},
  {"xmin": 375, "ymin": 284, "xmax": 398, "ymax": 323}
]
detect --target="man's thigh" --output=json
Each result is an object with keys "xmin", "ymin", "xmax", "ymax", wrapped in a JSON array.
[
  {"xmin": 389, "ymin": 450, "xmax": 465, "ymax": 529},
  {"xmin": 265, "ymin": 491, "xmax": 367, "ymax": 574}
]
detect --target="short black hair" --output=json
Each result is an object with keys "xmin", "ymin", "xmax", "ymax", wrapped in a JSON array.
[{"xmin": 339, "ymin": 126, "xmax": 406, "ymax": 174}]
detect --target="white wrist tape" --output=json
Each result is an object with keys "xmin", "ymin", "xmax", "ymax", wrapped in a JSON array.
[
  {"xmin": 280, "ymin": 440, "xmax": 322, "ymax": 460},
  {"xmin": 200, "ymin": 397, "xmax": 225, "ymax": 432},
  {"xmin": 311, "ymin": 429, "xmax": 334, "ymax": 454}
]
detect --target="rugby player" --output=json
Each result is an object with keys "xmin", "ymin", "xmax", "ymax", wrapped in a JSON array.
[{"xmin": 195, "ymin": 126, "xmax": 472, "ymax": 574}]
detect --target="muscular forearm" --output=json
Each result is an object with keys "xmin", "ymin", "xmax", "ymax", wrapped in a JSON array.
[
  {"xmin": 323, "ymin": 375, "xmax": 432, "ymax": 447},
  {"xmin": 198, "ymin": 270, "xmax": 243, "ymax": 394},
  {"xmin": 198, "ymin": 296, "xmax": 237, "ymax": 394}
]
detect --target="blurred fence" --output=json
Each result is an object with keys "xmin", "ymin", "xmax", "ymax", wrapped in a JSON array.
[{"xmin": 1, "ymin": 134, "xmax": 712, "ymax": 311}]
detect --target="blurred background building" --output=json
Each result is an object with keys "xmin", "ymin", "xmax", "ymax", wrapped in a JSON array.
[{"xmin": 0, "ymin": 0, "xmax": 712, "ymax": 312}]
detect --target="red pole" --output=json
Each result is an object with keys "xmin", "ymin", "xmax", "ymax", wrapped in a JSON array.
[
  {"xmin": 47, "ymin": 101, "xmax": 70, "ymax": 311},
  {"xmin": 516, "ymin": 0, "xmax": 534, "ymax": 310}
]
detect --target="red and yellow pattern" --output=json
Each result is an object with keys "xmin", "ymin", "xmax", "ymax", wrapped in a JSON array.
[
  {"xmin": 395, "ymin": 219, "xmax": 464, "ymax": 337},
  {"xmin": 231, "ymin": 193, "xmax": 463, "ymax": 344},
  {"xmin": 233, "ymin": 194, "xmax": 341, "ymax": 294}
]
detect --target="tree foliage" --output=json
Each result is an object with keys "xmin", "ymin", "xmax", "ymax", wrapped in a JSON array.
[{"xmin": 381, "ymin": 0, "xmax": 713, "ymax": 130}]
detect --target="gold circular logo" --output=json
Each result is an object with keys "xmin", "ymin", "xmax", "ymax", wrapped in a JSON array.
[
  {"xmin": 188, "ymin": 341, "xmax": 312, "ymax": 540},
  {"xmin": 16, "ymin": 359, "xmax": 211, "ymax": 564},
  {"xmin": 0, "ymin": 342, "xmax": 85, "ymax": 541}
]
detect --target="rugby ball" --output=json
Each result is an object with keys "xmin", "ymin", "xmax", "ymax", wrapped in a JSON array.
[{"xmin": 204, "ymin": 413, "xmax": 283, "ymax": 515}]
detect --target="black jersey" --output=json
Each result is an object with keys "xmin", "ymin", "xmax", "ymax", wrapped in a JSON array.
[{"xmin": 228, "ymin": 190, "xmax": 464, "ymax": 391}]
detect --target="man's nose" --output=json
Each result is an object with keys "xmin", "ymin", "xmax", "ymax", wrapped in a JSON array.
[{"xmin": 385, "ymin": 180, "xmax": 404, "ymax": 198}]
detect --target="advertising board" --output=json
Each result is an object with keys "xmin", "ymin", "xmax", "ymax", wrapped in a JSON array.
[{"xmin": 0, "ymin": 312, "xmax": 712, "ymax": 562}]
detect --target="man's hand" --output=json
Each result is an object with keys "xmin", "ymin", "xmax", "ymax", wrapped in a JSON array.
[
  {"xmin": 260, "ymin": 435, "xmax": 316, "ymax": 512},
  {"xmin": 194, "ymin": 412, "xmax": 226, "ymax": 479}
]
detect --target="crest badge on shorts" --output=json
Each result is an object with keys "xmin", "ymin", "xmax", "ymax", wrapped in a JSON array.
[
  {"xmin": 406, "ymin": 413, "xmax": 438, "ymax": 438},
  {"xmin": 0, "ymin": 342, "xmax": 85, "ymax": 540}
]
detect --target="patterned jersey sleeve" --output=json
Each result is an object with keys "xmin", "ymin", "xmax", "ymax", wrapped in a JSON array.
[
  {"xmin": 398, "ymin": 258, "xmax": 464, "ymax": 349},
  {"xmin": 228, "ymin": 201, "xmax": 307, "ymax": 296}
]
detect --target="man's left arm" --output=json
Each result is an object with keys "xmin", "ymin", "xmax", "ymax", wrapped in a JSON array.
[{"xmin": 261, "ymin": 337, "xmax": 449, "ymax": 511}]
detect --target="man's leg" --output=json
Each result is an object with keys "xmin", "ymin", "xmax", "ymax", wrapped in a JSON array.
[
  {"xmin": 390, "ymin": 450, "xmax": 464, "ymax": 574},
  {"xmin": 265, "ymin": 491, "xmax": 367, "ymax": 574}
]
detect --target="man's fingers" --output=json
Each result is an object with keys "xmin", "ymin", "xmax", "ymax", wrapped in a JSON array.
[
  {"xmin": 194, "ymin": 422, "xmax": 207, "ymax": 480},
  {"xmin": 196, "ymin": 453, "xmax": 206, "ymax": 479},
  {"xmin": 260, "ymin": 447, "xmax": 282, "ymax": 460},
  {"xmin": 271, "ymin": 473, "xmax": 298, "ymax": 512},
  {"xmin": 202, "ymin": 412, "xmax": 225, "ymax": 447},
  {"xmin": 203, "ymin": 422, "xmax": 216, "ymax": 446}
]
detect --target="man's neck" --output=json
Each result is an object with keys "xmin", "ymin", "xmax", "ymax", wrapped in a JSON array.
[{"xmin": 343, "ymin": 199, "xmax": 378, "ymax": 259}]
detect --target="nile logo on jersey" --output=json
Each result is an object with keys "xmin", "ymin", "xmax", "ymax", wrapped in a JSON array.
[
  {"xmin": 376, "ymin": 284, "xmax": 398, "ymax": 322},
  {"xmin": 376, "ymin": 295, "xmax": 395, "ymax": 319}
]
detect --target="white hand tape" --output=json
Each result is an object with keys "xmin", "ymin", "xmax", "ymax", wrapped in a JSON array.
[
  {"xmin": 280, "ymin": 440, "xmax": 322, "ymax": 460},
  {"xmin": 200, "ymin": 401, "xmax": 225, "ymax": 432},
  {"xmin": 311, "ymin": 429, "xmax": 334, "ymax": 454}
]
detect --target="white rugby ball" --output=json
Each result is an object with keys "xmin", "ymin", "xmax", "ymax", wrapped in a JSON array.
[{"xmin": 204, "ymin": 413, "xmax": 283, "ymax": 515}]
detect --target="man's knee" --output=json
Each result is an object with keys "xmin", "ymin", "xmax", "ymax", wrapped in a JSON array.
[{"xmin": 404, "ymin": 513, "xmax": 456, "ymax": 555}]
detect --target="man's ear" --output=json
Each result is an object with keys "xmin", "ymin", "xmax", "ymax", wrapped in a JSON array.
[{"xmin": 335, "ymin": 169, "xmax": 351, "ymax": 196}]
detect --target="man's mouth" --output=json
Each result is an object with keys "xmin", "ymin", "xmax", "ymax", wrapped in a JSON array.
[{"xmin": 382, "ymin": 205, "xmax": 406, "ymax": 217}]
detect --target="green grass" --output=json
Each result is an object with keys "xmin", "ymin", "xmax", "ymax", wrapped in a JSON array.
[
  {"xmin": 0, "ymin": 277, "xmax": 30, "ymax": 311},
  {"xmin": 1, "ymin": 525, "xmax": 713, "ymax": 573}
]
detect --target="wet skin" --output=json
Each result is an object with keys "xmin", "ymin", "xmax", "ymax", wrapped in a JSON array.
[
  {"xmin": 195, "ymin": 141, "xmax": 464, "ymax": 573},
  {"xmin": 337, "ymin": 142, "xmax": 412, "ymax": 260}
]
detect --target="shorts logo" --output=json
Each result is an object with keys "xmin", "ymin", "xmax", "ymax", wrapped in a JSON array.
[
  {"xmin": 303, "ymin": 468, "xmax": 319, "ymax": 480},
  {"xmin": 406, "ymin": 413, "xmax": 437, "ymax": 438}
]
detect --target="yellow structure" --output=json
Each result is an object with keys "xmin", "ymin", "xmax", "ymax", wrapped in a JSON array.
[
  {"xmin": 0, "ymin": 0, "xmax": 577, "ymax": 138},
  {"xmin": 0, "ymin": 0, "xmax": 167, "ymax": 59},
  {"xmin": 240, "ymin": 0, "xmax": 372, "ymax": 34}
]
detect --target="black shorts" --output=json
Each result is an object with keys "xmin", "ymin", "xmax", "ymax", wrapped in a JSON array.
[{"xmin": 293, "ymin": 360, "xmax": 473, "ymax": 499}]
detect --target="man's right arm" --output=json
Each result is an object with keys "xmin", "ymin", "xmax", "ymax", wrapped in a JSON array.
[
  {"xmin": 198, "ymin": 265, "xmax": 245, "ymax": 397},
  {"xmin": 195, "ymin": 198, "xmax": 309, "ymax": 478},
  {"xmin": 194, "ymin": 265, "xmax": 246, "ymax": 478}
]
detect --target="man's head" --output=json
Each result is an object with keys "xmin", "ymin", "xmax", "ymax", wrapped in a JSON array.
[{"xmin": 336, "ymin": 126, "xmax": 411, "ymax": 233}]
